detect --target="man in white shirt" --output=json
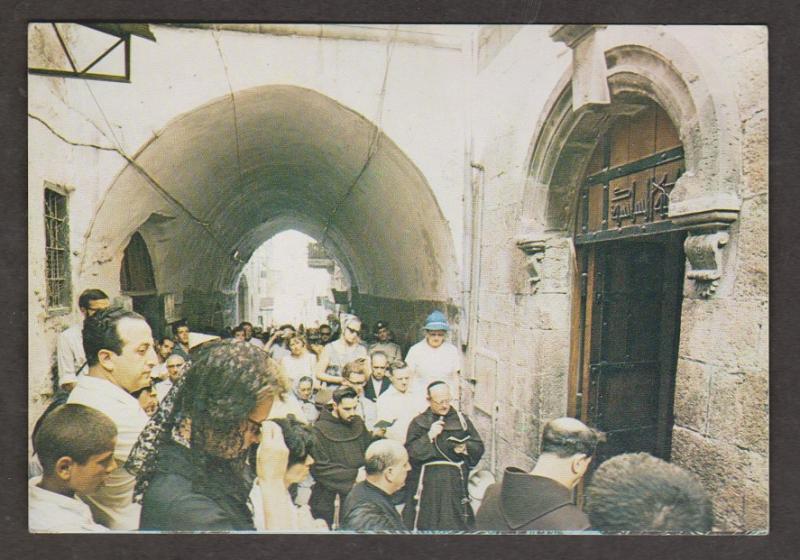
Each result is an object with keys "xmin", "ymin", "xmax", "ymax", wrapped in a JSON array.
[
  {"xmin": 154, "ymin": 353, "xmax": 186, "ymax": 402},
  {"xmin": 368, "ymin": 320, "xmax": 403, "ymax": 366},
  {"xmin": 405, "ymin": 310, "xmax": 462, "ymax": 397},
  {"xmin": 150, "ymin": 336, "xmax": 175, "ymax": 381},
  {"xmin": 241, "ymin": 321, "xmax": 265, "ymax": 349},
  {"xmin": 375, "ymin": 365, "xmax": 428, "ymax": 443},
  {"xmin": 314, "ymin": 316, "xmax": 369, "ymax": 386},
  {"xmin": 67, "ymin": 307, "xmax": 158, "ymax": 530},
  {"xmin": 341, "ymin": 360, "xmax": 380, "ymax": 432},
  {"xmin": 171, "ymin": 321, "xmax": 192, "ymax": 361},
  {"xmin": 56, "ymin": 289, "xmax": 110, "ymax": 391}
]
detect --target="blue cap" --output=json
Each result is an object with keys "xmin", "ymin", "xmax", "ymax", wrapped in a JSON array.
[{"xmin": 423, "ymin": 310, "xmax": 449, "ymax": 331}]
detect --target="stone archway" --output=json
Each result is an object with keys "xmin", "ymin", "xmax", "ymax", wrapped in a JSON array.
[
  {"xmin": 518, "ymin": 26, "xmax": 743, "ymax": 298},
  {"xmin": 80, "ymin": 85, "xmax": 459, "ymax": 337}
]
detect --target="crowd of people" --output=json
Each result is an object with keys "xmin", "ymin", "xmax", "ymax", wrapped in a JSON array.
[{"xmin": 29, "ymin": 288, "xmax": 715, "ymax": 534}]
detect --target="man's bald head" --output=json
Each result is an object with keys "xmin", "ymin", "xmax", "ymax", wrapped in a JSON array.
[
  {"xmin": 540, "ymin": 417, "xmax": 602, "ymax": 459},
  {"xmin": 365, "ymin": 439, "xmax": 408, "ymax": 475}
]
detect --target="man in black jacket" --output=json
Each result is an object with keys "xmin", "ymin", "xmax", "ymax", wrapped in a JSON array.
[
  {"xmin": 475, "ymin": 417, "xmax": 602, "ymax": 532},
  {"xmin": 341, "ymin": 439, "xmax": 410, "ymax": 531},
  {"xmin": 309, "ymin": 386, "xmax": 376, "ymax": 528}
]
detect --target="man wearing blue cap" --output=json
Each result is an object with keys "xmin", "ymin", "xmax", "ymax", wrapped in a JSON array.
[{"xmin": 404, "ymin": 311, "xmax": 462, "ymax": 397}]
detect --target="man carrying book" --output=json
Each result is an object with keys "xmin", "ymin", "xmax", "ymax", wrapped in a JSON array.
[{"xmin": 403, "ymin": 381, "xmax": 484, "ymax": 531}]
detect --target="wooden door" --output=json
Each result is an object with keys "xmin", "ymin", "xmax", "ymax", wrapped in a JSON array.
[{"xmin": 577, "ymin": 233, "xmax": 684, "ymax": 463}]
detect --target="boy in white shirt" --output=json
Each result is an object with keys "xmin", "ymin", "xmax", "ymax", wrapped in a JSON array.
[{"xmin": 29, "ymin": 404, "xmax": 118, "ymax": 533}]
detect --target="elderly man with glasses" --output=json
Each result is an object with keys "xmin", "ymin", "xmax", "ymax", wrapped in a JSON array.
[
  {"xmin": 405, "ymin": 311, "xmax": 462, "ymax": 399},
  {"xmin": 403, "ymin": 381, "xmax": 484, "ymax": 531}
]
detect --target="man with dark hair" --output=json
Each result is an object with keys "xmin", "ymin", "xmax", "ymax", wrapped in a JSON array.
[
  {"xmin": 150, "ymin": 335, "xmax": 175, "ymax": 381},
  {"xmin": 585, "ymin": 452, "xmax": 714, "ymax": 533},
  {"xmin": 403, "ymin": 381, "xmax": 484, "ymax": 531},
  {"xmin": 29, "ymin": 404, "xmax": 118, "ymax": 532},
  {"xmin": 309, "ymin": 385, "xmax": 377, "ymax": 528},
  {"xmin": 368, "ymin": 321, "xmax": 402, "ymax": 366},
  {"xmin": 318, "ymin": 324, "xmax": 333, "ymax": 345},
  {"xmin": 56, "ymin": 288, "xmax": 110, "ymax": 391},
  {"xmin": 341, "ymin": 439, "xmax": 411, "ymax": 531},
  {"xmin": 475, "ymin": 417, "xmax": 601, "ymax": 532},
  {"xmin": 240, "ymin": 321, "xmax": 265, "ymax": 349},
  {"xmin": 232, "ymin": 325, "xmax": 246, "ymax": 342},
  {"xmin": 66, "ymin": 306, "xmax": 157, "ymax": 529},
  {"xmin": 171, "ymin": 320, "xmax": 192, "ymax": 360}
]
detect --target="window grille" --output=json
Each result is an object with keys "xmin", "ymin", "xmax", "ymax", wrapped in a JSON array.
[{"xmin": 44, "ymin": 188, "xmax": 71, "ymax": 310}]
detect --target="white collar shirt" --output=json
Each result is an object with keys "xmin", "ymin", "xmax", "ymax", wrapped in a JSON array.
[
  {"xmin": 29, "ymin": 476, "xmax": 109, "ymax": 533},
  {"xmin": 67, "ymin": 375, "xmax": 149, "ymax": 530},
  {"xmin": 375, "ymin": 386, "xmax": 429, "ymax": 443},
  {"xmin": 56, "ymin": 324, "xmax": 87, "ymax": 387}
]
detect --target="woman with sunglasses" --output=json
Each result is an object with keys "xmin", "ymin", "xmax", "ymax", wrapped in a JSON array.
[
  {"xmin": 127, "ymin": 340, "xmax": 293, "ymax": 531},
  {"xmin": 313, "ymin": 316, "xmax": 370, "ymax": 388}
]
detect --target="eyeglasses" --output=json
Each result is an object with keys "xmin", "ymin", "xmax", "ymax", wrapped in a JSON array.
[
  {"xmin": 430, "ymin": 398, "xmax": 452, "ymax": 406},
  {"xmin": 346, "ymin": 327, "xmax": 361, "ymax": 335},
  {"xmin": 246, "ymin": 417, "xmax": 263, "ymax": 436}
]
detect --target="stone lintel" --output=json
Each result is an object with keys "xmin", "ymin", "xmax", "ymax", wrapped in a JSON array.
[
  {"xmin": 549, "ymin": 25, "xmax": 600, "ymax": 48},
  {"xmin": 550, "ymin": 25, "xmax": 610, "ymax": 112}
]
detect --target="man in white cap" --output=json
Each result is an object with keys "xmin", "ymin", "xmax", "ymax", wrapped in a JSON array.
[{"xmin": 404, "ymin": 311, "xmax": 462, "ymax": 396}]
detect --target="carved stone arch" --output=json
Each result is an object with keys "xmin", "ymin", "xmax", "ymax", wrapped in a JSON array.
[{"xmin": 518, "ymin": 27, "xmax": 742, "ymax": 296}]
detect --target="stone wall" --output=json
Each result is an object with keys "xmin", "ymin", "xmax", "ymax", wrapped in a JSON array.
[
  {"xmin": 467, "ymin": 25, "xmax": 768, "ymax": 533},
  {"xmin": 668, "ymin": 26, "xmax": 769, "ymax": 532}
]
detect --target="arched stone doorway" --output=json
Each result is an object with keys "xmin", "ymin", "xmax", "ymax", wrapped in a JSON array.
[
  {"xmin": 120, "ymin": 231, "xmax": 164, "ymax": 337},
  {"xmin": 82, "ymin": 85, "xmax": 459, "ymax": 341},
  {"xmin": 236, "ymin": 274, "xmax": 249, "ymax": 325},
  {"xmin": 517, "ymin": 26, "xmax": 745, "ymax": 472}
]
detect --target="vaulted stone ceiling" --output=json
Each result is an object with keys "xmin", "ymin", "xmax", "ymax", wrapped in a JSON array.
[{"xmin": 88, "ymin": 85, "xmax": 457, "ymax": 302}]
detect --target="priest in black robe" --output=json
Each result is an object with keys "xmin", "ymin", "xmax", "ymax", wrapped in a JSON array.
[{"xmin": 403, "ymin": 381, "xmax": 484, "ymax": 531}]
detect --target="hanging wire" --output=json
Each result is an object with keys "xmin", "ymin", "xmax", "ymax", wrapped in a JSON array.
[{"xmin": 319, "ymin": 25, "xmax": 399, "ymax": 246}]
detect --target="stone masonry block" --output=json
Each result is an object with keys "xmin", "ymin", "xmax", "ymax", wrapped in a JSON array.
[
  {"xmin": 673, "ymin": 358, "xmax": 712, "ymax": 434},
  {"xmin": 533, "ymin": 329, "xmax": 572, "ymax": 377},
  {"xmin": 480, "ymin": 246, "xmax": 515, "ymax": 293},
  {"xmin": 671, "ymin": 427, "xmax": 767, "ymax": 532},
  {"xmin": 740, "ymin": 109, "xmax": 768, "ymax": 200},
  {"xmin": 732, "ymin": 38, "xmax": 768, "ymax": 123},
  {"xmin": 707, "ymin": 370, "xmax": 768, "ymax": 455},
  {"xmin": 538, "ymin": 371, "xmax": 569, "ymax": 421},
  {"xmin": 732, "ymin": 194, "xmax": 768, "ymax": 301},
  {"xmin": 678, "ymin": 298, "xmax": 766, "ymax": 371}
]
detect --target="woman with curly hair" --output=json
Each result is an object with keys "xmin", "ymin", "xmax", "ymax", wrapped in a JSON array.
[{"xmin": 126, "ymin": 340, "xmax": 293, "ymax": 531}]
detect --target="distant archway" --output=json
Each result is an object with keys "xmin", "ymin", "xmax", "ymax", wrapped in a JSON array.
[{"xmin": 84, "ymin": 85, "xmax": 459, "ymax": 335}]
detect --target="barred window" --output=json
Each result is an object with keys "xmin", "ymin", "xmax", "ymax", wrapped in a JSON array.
[{"xmin": 44, "ymin": 187, "xmax": 71, "ymax": 311}]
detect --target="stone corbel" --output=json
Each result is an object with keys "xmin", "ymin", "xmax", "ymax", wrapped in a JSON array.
[
  {"xmin": 684, "ymin": 231, "xmax": 729, "ymax": 298},
  {"xmin": 550, "ymin": 25, "xmax": 610, "ymax": 112},
  {"xmin": 516, "ymin": 236, "xmax": 547, "ymax": 292},
  {"xmin": 671, "ymin": 189, "xmax": 741, "ymax": 299}
]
